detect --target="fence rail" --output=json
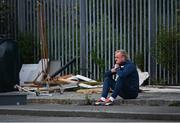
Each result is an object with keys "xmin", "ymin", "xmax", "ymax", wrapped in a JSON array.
[{"xmin": 1, "ymin": 0, "xmax": 180, "ymax": 85}]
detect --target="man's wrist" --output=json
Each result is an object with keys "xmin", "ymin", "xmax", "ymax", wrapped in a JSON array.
[{"xmin": 111, "ymin": 68, "xmax": 116, "ymax": 73}]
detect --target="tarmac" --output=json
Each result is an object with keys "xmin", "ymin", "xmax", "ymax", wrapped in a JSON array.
[{"xmin": 0, "ymin": 86, "xmax": 180, "ymax": 121}]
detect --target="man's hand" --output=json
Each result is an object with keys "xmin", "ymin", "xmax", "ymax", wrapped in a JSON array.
[
  {"xmin": 111, "ymin": 64, "xmax": 119, "ymax": 73},
  {"xmin": 111, "ymin": 68, "xmax": 116, "ymax": 73},
  {"xmin": 114, "ymin": 64, "xmax": 120, "ymax": 69}
]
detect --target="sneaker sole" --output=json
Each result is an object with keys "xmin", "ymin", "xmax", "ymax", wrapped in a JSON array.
[
  {"xmin": 94, "ymin": 102, "xmax": 105, "ymax": 106},
  {"xmin": 104, "ymin": 102, "xmax": 113, "ymax": 106}
]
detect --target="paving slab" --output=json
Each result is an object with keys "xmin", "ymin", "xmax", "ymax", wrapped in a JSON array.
[{"xmin": 0, "ymin": 92, "xmax": 27, "ymax": 105}]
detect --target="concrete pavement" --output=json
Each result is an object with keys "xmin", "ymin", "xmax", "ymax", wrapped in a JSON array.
[
  {"xmin": 0, "ymin": 86, "xmax": 180, "ymax": 121},
  {"xmin": 0, "ymin": 104, "xmax": 180, "ymax": 121},
  {"xmin": 27, "ymin": 86, "xmax": 180, "ymax": 106}
]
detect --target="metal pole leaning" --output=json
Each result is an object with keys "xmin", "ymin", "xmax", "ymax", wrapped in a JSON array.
[
  {"xmin": 80, "ymin": 0, "xmax": 86, "ymax": 76},
  {"xmin": 50, "ymin": 58, "xmax": 76, "ymax": 78}
]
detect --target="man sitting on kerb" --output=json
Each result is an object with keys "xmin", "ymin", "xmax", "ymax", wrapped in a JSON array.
[{"xmin": 95, "ymin": 50, "xmax": 139, "ymax": 106}]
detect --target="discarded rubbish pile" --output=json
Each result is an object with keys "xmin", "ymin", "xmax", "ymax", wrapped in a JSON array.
[
  {"xmin": 15, "ymin": 58, "xmax": 102, "ymax": 96},
  {"xmin": 15, "ymin": 74, "xmax": 102, "ymax": 96}
]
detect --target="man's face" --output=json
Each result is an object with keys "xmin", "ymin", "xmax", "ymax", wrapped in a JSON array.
[{"xmin": 115, "ymin": 52, "xmax": 125, "ymax": 65}]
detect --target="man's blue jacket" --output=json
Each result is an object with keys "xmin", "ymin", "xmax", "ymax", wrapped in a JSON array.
[{"xmin": 104, "ymin": 60, "xmax": 139, "ymax": 94}]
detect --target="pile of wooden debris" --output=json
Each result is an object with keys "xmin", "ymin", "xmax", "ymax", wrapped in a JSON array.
[
  {"xmin": 15, "ymin": 58, "xmax": 102, "ymax": 96},
  {"xmin": 15, "ymin": 74, "xmax": 102, "ymax": 96}
]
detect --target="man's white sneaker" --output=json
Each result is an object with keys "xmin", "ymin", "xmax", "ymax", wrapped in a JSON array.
[
  {"xmin": 104, "ymin": 97, "xmax": 114, "ymax": 106},
  {"xmin": 95, "ymin": 98, "xmax": 105, "ymax": 105}
]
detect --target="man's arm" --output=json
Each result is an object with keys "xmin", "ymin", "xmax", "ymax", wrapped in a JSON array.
[
  {"xmin": 104, "ymin": 70, "xmax": 113, "ymax": 77},
  {"xmin": 116, "ymin": 63, "xmax": 136, "ymax": 78},
  {"xmin": 104, "ymin": 64, "xmax": 119, "ymax": 77}
]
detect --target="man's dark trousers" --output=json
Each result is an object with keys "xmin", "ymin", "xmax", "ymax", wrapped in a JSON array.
[{"xmin": 101, "ymin": 75, "xmax": 138, "ymax": 99}]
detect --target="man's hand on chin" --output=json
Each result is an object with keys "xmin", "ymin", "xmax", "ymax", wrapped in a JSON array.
[{"xmin": 111, "ymin": 68, "xmax": 116, "ymax": 73}]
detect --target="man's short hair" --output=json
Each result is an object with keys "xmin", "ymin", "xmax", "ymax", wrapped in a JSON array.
[{"xmin": 115, "ymin": 49, "xmax": 129, "ymax": 60}]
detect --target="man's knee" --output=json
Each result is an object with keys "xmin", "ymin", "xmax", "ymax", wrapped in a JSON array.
[{"xmin": 104, "ymin": 76, "xmax": 114, "ymax": 82}]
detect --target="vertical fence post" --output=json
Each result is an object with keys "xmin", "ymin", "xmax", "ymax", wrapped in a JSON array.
[
  {"xmin": 80, "ymin": 0, "xmax": 86, "ymax": 76},
  {"xmin": 17, "ymin": 0, "xmax": 23, "ymax": 33},
  {"xmin": 148, "ymin": 0, "xmax": 156, "ymax": 84}
]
